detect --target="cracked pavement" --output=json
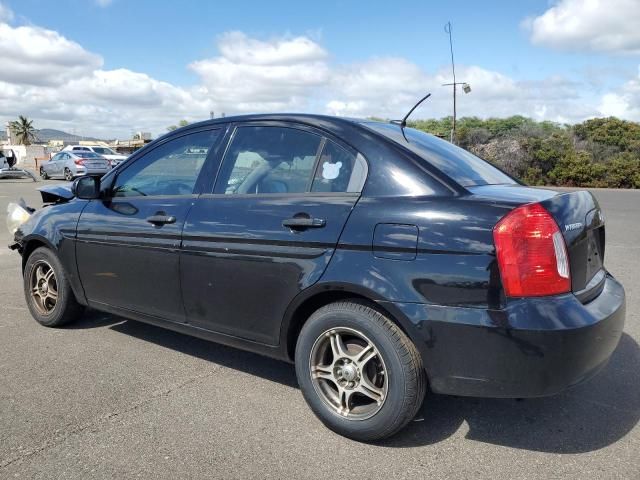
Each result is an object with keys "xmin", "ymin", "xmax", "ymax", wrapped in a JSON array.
[{"xmin": 1, "ymin": 180, "xmax": 639, "ymax": 479}]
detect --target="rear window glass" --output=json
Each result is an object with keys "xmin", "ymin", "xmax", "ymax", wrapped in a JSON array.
[
  {"xmin": 75, "ymin": 152, "xmax": 102, "ymax": 158},
  {"xmin": 91, "ymin": 147, "xmax": 116, "ymax": 155},
  {"xmin": 364, "ymin": 123, "xmax": 516, "ymax": 187}
]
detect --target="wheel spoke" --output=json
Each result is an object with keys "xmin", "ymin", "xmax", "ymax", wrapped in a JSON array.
[
  {"xmin": 338, "ymin": 387, "xmax": 354, "ymax": 415},
  {"xmin": 311, "ymin": 365, "xmax": 334, "ymax": 382},
  {"xmin": 329, "ymin": 331, "xmax": 348, "ymax": 359},
  {"xmin": 35, "ymin": 291, "xmax": 47, "ymax": 313},
  {"xmin": 46, "ymin": 290, "xmax": 58, "ymax": 302},
  {"xmin": 356, "ymin": 344, "xmax": 377, "ymax": 367},
  {"xmin": 358, "ymin": 376, "xmax": 385, "ymax": 403},
  {"xmin": 44, "ymin": 268, "xmax": 54, "ymax": 282},
  {"xmin": 35, "ymin": 265, "xmax": 46, "ymax": 282}
]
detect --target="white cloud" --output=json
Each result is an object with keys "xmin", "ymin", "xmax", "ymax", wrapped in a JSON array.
[
  {"xmin": 524, "ymin": 0, "xmax": 640, "ymax": 55},
  {"xmin": 325, "ymin": 60, "xmax": 596, "ymax": 123},
  {"xmin": 95, "ymin": 0, "xmax": 113, "ymax": 7},
  {"xmin": 190, "ymin": 31, "xmax": 330, "ymax": 112},
  {"xmin": 0, "ymin": 23, "xmax": 102, "ymax": 86},
  {"xmin": 215, "ymin": 31, "xmax": 327, "ymax": 66},
  {"xmin": 598, "ymin": 66, "xmax": 640, "ymax": 120}
]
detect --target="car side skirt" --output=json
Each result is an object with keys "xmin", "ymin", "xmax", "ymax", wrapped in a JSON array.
[{"xmin": 87, "ymin": 301, "xmax": 287, "ymax": 361}]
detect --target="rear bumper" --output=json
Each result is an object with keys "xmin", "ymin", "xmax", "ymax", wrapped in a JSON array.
[
  {"xmin": 75, "ymin": 167, "xmax": 109, "ymax": 176},
  {"xmin": 386, "ymin": 273, "xmax": 625, "ymax": 398}
]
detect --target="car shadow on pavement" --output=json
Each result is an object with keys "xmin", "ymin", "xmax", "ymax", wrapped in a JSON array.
[
  {"xmin": 63, "ymin": 309, "xmax": 125, "ymax": 329},
  {"xmin": 106, "ymin": 316, "xmax": 639, "ymax": 453},
  {"xmin": 109, "ymin": 318, "xmax": 299, "ymax": 389}
]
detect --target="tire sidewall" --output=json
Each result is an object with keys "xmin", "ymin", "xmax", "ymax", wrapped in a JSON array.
[{"xmin": 295, "ymin": 305, "xmax": 413, "ymax": 441}]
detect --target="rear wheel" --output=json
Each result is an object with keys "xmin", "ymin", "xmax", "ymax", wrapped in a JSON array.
[
  {"xmin": 23, "ymin": 247, "xmax": 84, "ymax": 327},
  {"xmin": 39, "ymin": 167, "xmax": 48, "ymax": 179},
  {"xmin": 295, "ymin": 301, "xmax": 426, "ymax": 441},
  {"xmin": 64, "ymin": 168, "xmax": 73, "ymax": 181}
]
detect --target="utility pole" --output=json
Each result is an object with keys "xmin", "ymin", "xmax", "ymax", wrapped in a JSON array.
[{"xmin": 442, "ymin": 21, "xmax": 471, "ymax": 144}]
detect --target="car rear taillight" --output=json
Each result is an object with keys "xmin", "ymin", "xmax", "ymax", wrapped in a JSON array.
[
  {"xmin": 74, "ymin": 159, "xmax": 85, "ymax": 166},
  {"xmin": 493, "ymin": 203, "xmax": 570, "ymax": 297}
]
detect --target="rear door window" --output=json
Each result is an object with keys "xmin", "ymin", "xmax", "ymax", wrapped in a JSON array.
[
  {"xmin": 215, "ymin": 125, "xmax": 368, "ymax": 195},
  {"xmin": 216, "ymin": 126, "xmax": 322, "ymax": 195}
]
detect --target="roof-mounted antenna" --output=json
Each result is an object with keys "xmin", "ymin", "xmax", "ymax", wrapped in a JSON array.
[{"xmin": 391, "ymin": 93, "xmax": 431, "ymax": 141}]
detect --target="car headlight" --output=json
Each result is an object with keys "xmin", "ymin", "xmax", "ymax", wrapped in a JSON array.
[{"xmin": 6, "ymin": 202, "xmax": 32, "ymax": 235}]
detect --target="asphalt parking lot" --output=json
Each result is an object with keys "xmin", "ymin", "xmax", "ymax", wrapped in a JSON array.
[{"xmin": 0, "ymin": 178, "xmax": 638, "ymax": 479}]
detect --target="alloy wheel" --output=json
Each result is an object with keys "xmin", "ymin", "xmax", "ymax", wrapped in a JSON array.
[
  {"xmin": 64, "ymin": 169, "xmax": 73, "ymax": 181},
  {"xmin": 29, "ymin": 260, "xmax": 58, "ymax": 315},
  {"xmin": 309, "ymin": 327, "xmax": 388, "ymax": 420}
]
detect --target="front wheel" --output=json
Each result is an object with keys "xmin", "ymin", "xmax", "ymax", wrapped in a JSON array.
[
  {"xmin": 295, "ymin": 301, "xmax": 426, "ymax": 441},
  {"xmin": 64, "ymin": 168, "xmax": 73, "ymax": 181},
  {"xmin": 23, "ymin": 247, "xmax": 84, "ymax": 327}
]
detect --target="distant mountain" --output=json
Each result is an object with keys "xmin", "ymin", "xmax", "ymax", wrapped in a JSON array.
[
  {"xmin": 35, "ymin": 129, "xmax": 104, "ymax": 143},
  {"xmin": 1, "ymin": 128, "xmax": 106, "ymax": 143}
]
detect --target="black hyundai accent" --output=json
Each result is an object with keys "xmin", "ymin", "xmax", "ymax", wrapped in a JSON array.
[{"xmin": 7, "ymin": 114, "xmax": 625, "ymax": 441}]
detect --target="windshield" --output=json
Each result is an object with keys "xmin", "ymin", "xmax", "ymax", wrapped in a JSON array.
[
  {"xmin": 364, "ymin": 122, "xmax": 516, "ymax": 187},
  {"xmin": 91, "ymin": 147, "xmax": 117, "ymax": 155}
]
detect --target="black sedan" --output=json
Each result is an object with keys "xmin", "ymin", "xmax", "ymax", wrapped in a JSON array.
[{"xmin": 8, "ymin": 114, "xmax": 625, "ymax": 441}]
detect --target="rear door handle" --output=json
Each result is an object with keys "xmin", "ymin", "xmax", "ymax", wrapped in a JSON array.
[
  {"xmin": 146, "ymin": 213, "xmax": 176, "ymax": 226},
  {"xmin": 282, "ymin": 217, "xmax": 326, "ymax": 229}
]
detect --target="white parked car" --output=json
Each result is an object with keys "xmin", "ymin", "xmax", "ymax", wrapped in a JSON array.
[{"xmin": 63, "ymin": 145, "xmax": 128, "ymax": 167}]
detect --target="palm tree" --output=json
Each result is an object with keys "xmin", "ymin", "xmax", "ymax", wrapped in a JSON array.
[{"xmin": 9, "ymin": 116, "xmax": 37, "ymax": 145}]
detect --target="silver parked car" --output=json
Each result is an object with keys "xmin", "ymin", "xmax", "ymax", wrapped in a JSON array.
[
  {"xmin": 62, "ymin": 145, "xmax": 128, "ymax": 167},
  {"xmin": 40, "ymin": 151, "xmax": 110, "ymax": 181}
]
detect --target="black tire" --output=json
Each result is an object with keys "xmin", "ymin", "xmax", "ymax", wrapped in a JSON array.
[
  {"xmin": 40, "ymin": 167, "xmax": 48, "ymax": 179},
  {"xmin": 64, "ymin": 168, "xmax": 73, "ymax": 181},
  {"xmin": 23, "ymin": 247, "xmax": 84, "ymax": 327},
  {"xmin": 295, "ymin": 301, "xmax": 426, "ymax": 441}
]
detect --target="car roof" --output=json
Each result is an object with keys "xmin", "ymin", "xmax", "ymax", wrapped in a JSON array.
[{"xmin": 177, "ymin": 113, "xmax": 384, "ymax": 133}]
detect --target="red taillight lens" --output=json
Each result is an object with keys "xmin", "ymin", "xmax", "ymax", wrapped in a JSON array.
[
  {"xmin": 493, "ymin": 203, "xmax": 571, "ymax": 297},
  {"xmin": 74, "ymin": 159, "xmax": 85, "ymax": 166}
]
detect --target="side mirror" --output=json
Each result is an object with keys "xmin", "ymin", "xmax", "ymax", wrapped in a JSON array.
[{"xmin": 73, "ymin": 176, "xmax": 101, "ymax": 200}]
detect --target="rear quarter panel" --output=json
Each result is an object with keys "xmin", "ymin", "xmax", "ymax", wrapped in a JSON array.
[{"xmin": 320, "ymin": 195, "xmax": 511, "ymax": 309}]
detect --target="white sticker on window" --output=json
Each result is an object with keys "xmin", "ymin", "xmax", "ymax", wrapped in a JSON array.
[{"xmin": 321, "ymin": 161, "xmax": 342, "ymax": 180}]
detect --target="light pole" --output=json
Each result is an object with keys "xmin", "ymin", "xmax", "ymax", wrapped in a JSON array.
[{"xmin": 443, "ymin": 22, "xmax": 471, "ymax": 144}]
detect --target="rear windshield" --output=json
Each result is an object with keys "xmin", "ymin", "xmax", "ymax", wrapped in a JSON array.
[
  {"xmin": 75, "ymin": 152, "xmax": 102, "ymax": 158},
  {"xmin": 364, "ymin": 122, "xmax": 516, "ymax": 187},
  {"xmin": 91, "ymin": 147, "xmax": 117, "ymax": 155}
]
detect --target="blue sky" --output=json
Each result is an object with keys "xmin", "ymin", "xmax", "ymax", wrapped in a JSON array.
[{"xmin": 1, "ymin": 0, "xmax": 639, "ymax": 138}]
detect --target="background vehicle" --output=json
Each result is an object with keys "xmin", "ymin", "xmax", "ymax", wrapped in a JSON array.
[
  {"xmin": 0, "ymin": 148, "xmax": 37, "ymax": 181},
  {"xmin": 9, "ymin": 114, "xmax": 625, "ymax": 441},
  {"xmin": 63, "ymin": 145, "xmax": 128, "ymax": 167},
  {"xmin": 40, "ymin": 150, "xmax": 110, "ymax": 180}
]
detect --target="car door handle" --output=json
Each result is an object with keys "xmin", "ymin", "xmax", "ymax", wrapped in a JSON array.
[
  {"xmin": 146, "ymin": 214, "xmax": 176, "ymax": 226},
  {"xmin": 282, "ymin": 217, "xmax": 326, "ymax": 229}
]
